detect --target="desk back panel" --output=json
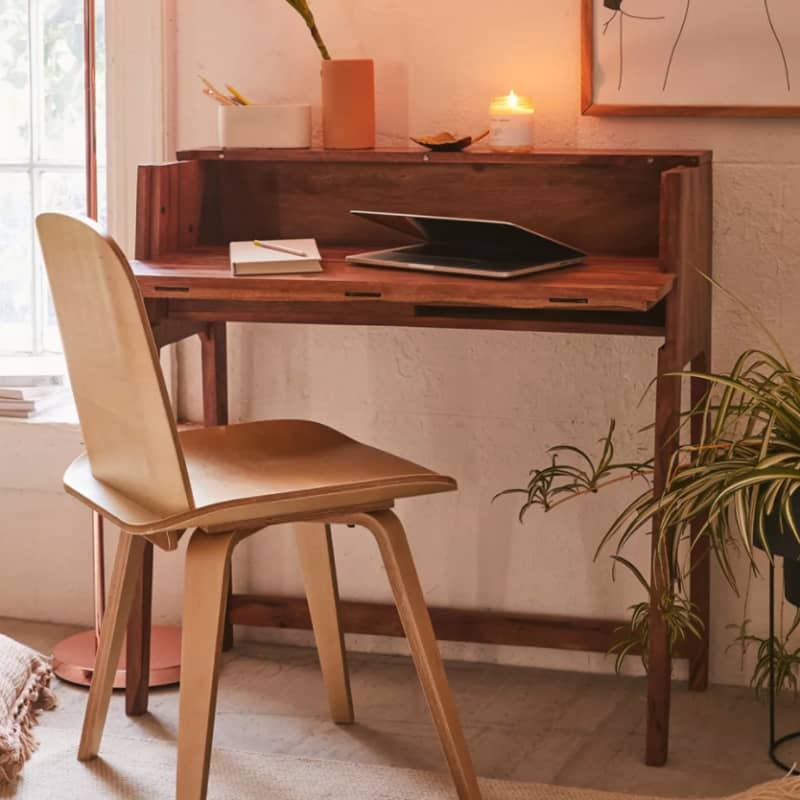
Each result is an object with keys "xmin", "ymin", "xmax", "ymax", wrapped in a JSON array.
[{"xmin": 201, "ymin": 161, "xmax": 661, "ymax": 256}]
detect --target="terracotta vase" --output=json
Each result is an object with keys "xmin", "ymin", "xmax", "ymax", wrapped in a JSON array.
[{"xmin": 321, "ymin": 59, "xmax": 375, "ymax": 150}]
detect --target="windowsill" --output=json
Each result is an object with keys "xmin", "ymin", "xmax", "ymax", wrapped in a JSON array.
[
  {"xmin": 0, "ymin": 354, "xmax": 76, "ymax": 426},
  {"xmin": 0, "ymin": 396, "xmax": 79, "ymax": 427}
]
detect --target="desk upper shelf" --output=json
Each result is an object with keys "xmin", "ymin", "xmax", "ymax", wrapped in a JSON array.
[
  {"xmin": 133, "ymin": 246, "xmax": 673, "ymax": 313},
  {"xmin": 175, "ymin": 146, "xmax": 711, "ymax": 169}
]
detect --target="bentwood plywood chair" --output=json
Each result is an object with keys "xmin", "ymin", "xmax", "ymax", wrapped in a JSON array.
[{"xmin": 36, "ymin": 213, "xmax": 481, "ymax": 800}]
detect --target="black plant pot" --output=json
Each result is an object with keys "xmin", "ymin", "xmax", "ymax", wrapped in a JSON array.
[
  {"xmin": 755, "ymin": 494, "xmax": 800, "ymax": 607},
  {"xmin": 785, "ymin": 559, "xmax": 800, "ymax": 607}
]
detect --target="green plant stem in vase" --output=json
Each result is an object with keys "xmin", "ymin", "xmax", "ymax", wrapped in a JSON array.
[{"xmin": 283, "ymin": 0, "xmax": 331, "ymax": 59}]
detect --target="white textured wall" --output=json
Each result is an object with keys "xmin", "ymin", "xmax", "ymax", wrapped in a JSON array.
[
  {"xmin": 4, "ymin": 1, "xmax": 799, "ymax": 688},
  {"xmin": 168, "ymin": 0, "xmax": 800, "ymax": 686}
]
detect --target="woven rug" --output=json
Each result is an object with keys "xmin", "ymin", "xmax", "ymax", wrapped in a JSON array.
[
  {"xmin": 2, "ymin": 727, "xmax": 799, "ymax": 800},
  {"xmin": 0, "ymin": 635, "xmax": 55, "ymax": 785}
]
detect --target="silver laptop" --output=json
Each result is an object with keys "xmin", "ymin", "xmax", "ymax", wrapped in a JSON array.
[{"xmin": 346, "ymin": 211, "xmax": 586, "ymax": 279}]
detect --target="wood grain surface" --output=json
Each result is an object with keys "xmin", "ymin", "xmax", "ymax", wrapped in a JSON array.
[
  {"xmin": 133, "ymin": 248, "xmax": 673, "ymax": 313},
  {"xmin": 228, "ymin": 593, "xmax": 690, "ymax": 658}
]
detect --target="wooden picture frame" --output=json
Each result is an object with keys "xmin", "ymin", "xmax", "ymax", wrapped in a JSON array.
[{"xmin": 581, "ymin": 0, "xmax": 800, "ymax": 117}]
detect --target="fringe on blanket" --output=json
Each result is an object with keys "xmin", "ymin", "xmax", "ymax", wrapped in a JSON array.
[
  {"xmin": 0, "ymin": 653, "xmax": 57, "ymax": 785},
  {"xmin": 731, "ymin": 776, "xmax": 800, "ymax": 800}
]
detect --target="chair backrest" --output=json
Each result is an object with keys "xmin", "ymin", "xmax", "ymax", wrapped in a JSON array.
[{"xmin": 36, "ymin": 213, "xmax": 194, "ymax": 517}]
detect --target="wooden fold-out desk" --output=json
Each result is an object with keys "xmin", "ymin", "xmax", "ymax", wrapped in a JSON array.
[{"xmin": 128, "ymin": 148, "xmax": 712, "ymax": 767}]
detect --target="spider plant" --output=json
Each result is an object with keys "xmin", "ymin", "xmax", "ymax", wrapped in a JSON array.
[
  {"xmin": 730, "ymin": 612, "xmax": 800, "ymax": 698},
  {"xmin": 498, "ymin": 281, "xmax": 800, "ymax": 691},
  {"xmin": 282, "ymin": 0, "xmax": 331, "ymax": 60}
]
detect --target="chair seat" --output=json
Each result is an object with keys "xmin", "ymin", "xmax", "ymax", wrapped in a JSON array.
[{"xmin": 64, "ymin": 419, "xmax": 456, "ymax": 534}]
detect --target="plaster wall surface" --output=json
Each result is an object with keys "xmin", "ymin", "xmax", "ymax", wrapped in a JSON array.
[
  {"xmin": 3, "ymin": 1, "xmax": 799, "ymax": 688},
  {"xmin": 170, "ymin": 0, "xmax": 800, "ymax": 686}
]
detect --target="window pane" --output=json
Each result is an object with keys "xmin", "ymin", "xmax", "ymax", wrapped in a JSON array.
[
  {"xmin": 0, "ymin": 0, "xmax": 30, "ymax": 162},
  {"xmin": 39, "ymin": 169, "xmax": 84, "ymax": 212},
  {"xmin": 0, "ymin": 172, "xmax": 33, "ymax": 352},
  {"xmin": 39, "ymin": 0, "xmax": 84, "ymax": 163},
  {"xmin": 38, "ymin": 170, "xmax": 84, "ymax": 351}
]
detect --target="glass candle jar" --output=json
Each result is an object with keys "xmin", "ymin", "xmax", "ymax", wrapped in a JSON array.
[{"xmin": 489, "ymin": 91, "xmax": 535, "ymax": 150}]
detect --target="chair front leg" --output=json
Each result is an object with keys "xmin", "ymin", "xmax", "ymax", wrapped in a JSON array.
[
  {"xmin": 79, "ymin": 531, "xmax": 148, "ymax": 760},
  {"xmin": 177, "ymin": 528, "xmax": 238, "ymax": 800},
  {"xmin": 295, "ymin": 522, "xmax": 354, "ymax": 724},
  {"xmin": 353, "ymin": 510, "xmax": 481, "ymax": 800}
]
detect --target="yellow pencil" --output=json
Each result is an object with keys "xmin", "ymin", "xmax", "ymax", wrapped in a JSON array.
[
  {"xmin": 253, "ymin": 240, "xmax": 308, "ymax": 257},
  {"xmin": 226, "ymin": 83, "xmax": 252, "ymax": 106}
]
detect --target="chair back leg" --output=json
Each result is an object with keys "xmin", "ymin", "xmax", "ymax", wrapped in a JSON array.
[
  {"xmin": 295, "ymin": 522, "xmax": 354, "ymax": 724},
  {"xmin": 177, "ymin": 529, "xmax": 238, "ymax": 800},
  {"xmin": 352, "ymin": 510, "xmax": 482, "ymax": 800},
  {"xmin": 79, "ymin": 532, "xmax": 148, "ymax": 760}
]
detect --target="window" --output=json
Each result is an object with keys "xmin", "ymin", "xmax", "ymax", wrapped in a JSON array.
[{"xmin": 0, "ymin": 0, "xmax": 105, "ymax": 356}]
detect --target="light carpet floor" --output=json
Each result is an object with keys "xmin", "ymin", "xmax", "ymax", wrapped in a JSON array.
[{"xmin": 2, "ymin": 728, "xmax": 799, "ymax": 800}]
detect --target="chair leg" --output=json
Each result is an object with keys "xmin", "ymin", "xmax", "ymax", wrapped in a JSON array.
[
  {"xmin": 355, "ymin": 510, "xmax": 481, "ymax": 800},
  {"xmin": 79, "ymin": 532, "xmax": 148, "ymax": 761},
  {"xmin": 126, "ymin": 540, "xmax": 153, "ymax": 716},
  {"xmin": 176, "ymin": 529, "xmax": 238, "ymax": 800},
  {"xmin": 295, "ymin": 522, "xmax": 354, "ymax": 724}
]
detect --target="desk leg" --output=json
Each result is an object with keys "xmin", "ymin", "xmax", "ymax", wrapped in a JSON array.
[
  {"xmin": 201, "ymin": 322, "xmax": 233, "ymax": 651},
  {"xmin": 646, "ymin": 346, "xmax": 681, "ymax": 767},
  {"xmin": 126, "ymin": 541, "xmax": 154, "ymax": 715},
  {"xmin": 202, "ymin": 322, "xmax": 229, "ymax": 429},
  {"xmin": 688, "ymin": 349, "xmax": 711, "ymax": 692}
]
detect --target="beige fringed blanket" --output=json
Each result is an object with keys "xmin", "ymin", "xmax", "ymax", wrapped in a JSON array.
[{"xmin": 0, "ymin": 634, "xmax": 56, "ymax": 785}]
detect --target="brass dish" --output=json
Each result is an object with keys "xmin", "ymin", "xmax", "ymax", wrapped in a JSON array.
[{"xmin": 410, "ymin": 129, "xmax": 490, "ymax": 152}]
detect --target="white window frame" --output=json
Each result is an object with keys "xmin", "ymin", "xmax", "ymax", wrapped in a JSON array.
[
  {"xmin": 106, "ymin": 0, "xmax": 178, "ymax": 401},
  {"xmin": 106, "ymin": 0, "xmax": 175, "ymax": 254},
  {"xmin": 0, "ymin": 0, "xmax": 175, "ymax": 371}
]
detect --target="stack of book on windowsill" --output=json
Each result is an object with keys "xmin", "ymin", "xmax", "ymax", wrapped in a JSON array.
[{"xmin": 0, "ymin": 374, "xmax": 68, "ymax": 419}]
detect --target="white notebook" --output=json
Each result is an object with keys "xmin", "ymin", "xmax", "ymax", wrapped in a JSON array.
[{"xmin": 229, "ymin": 239, "xmax": 322, "ymax": 276}]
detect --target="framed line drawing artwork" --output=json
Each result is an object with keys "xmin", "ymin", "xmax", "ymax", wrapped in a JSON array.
[{"xmin": 581, "ymin": 0, "xmax": 800, "ymax": 116}]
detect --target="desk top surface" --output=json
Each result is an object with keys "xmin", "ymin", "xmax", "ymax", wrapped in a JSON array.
[{"xmin": 133, "ymin": 246, "xmax": 674, "ymax": 313}]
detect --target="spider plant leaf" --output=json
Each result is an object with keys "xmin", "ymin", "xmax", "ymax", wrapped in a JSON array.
[
  {"xmin": 681, "ymin": 370, "xmax": 799, "ymax": 427},
  {"xmin": 713, "ymin": 470, "xmax": 800, "ymax": 511},
  {"xmin": 547, "ymin": 444, "xmax": 597, "ymax": 477},
  {"xmin": 491, "ymin": 488, "xmax": 529, "ymax": 501},
  {"xmin": 758, "ymin": 414, "xmax": 778, "ymax": 461},
  {"xmin": 609, "ymin": 555, "xmax": 650, "ymax": 591},
  {"xmin": 596, "ymin": 419, "xmax": 616, "ymax": 475}
]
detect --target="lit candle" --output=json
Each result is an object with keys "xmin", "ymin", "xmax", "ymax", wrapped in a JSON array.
[{"xmin": 489, "ymin": 90, "xmax": 535, "ymax": 150}]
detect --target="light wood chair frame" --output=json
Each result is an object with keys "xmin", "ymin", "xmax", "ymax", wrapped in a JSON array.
[{"xmin": 78, "ymin": 513, "xmax": 480, "ymax": 800}]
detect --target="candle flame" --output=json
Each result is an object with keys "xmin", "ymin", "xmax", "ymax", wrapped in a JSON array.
[{"xmin": 507, "ymin": 89, "xmax": 519, "ymax": 108}]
